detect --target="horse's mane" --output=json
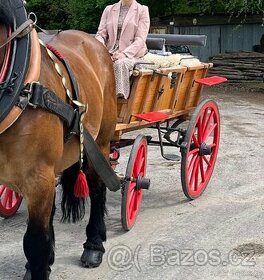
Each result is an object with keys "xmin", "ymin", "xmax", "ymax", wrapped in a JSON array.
[{"xmin": 0, "ymin": 0, "xmax": 16, "ymax": 25}]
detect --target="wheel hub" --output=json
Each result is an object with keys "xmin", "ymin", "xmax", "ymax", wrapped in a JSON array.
[
  {"xmin": 199, "ymin": 142, "xmax": 212, "ymax": 156},
  {"xmin": 135, "ymin": 176, "xmax": 150, "ymax": 191}
]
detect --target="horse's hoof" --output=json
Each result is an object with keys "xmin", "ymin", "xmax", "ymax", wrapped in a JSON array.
[
  {"xmin": 23, "ymin": 269, "xmax": 31, "ymax": 280},
  {"xmin": 80, "ymin": 248, "xmax": 104, "ymax": 268},
  {"xmin": 23, "ymin": 268, "xmax": 51, "ymax": 280}
]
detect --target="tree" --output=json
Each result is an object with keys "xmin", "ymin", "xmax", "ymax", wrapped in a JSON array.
[
  {"xmin": 224, "ymin": 0, "xmax": 264, "ymax": 16},
  {"xmin": 26, "ymin": 0, "xmax": 71, "ymax": 29},
  {"xmin": 25, "ymin": 0, "xmax": 264, "ymax": 32},
  {"xmin": 67, "ymin": 0, "xmax": 104, "ymax": 32}
]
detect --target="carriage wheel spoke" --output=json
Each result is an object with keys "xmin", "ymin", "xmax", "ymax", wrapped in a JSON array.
[
  {"xmin": 197, "ymin": 118, "xmax": 203, "ymax": 143},
  {"xmin": 128, "ymin": 184, "xmax": 136, "ymax": 215},
  {"xmin": 189, "ymin": 155, "xmax": 200, "ymax": 189},
  {"xmin": 203, "ymin": 123, "xmax": 217, "ymax": 143},
  {"xmin": 209, "ymin": 143, "xmax": 217, "ymax": 151},
  {"xmin": 3, "ymin": 189, "xmax": 10, "ymax": 208},
  {"xmin": 8, "ymin": 192, "xmax": 13, "ymax": 208},
  {"xmin": 188, "ymin": 153, "xmax": 198, "ymax": 174},
  {"xmin": 202, "ymin": 111, "xmax": 216, "ymax": 141},
  {"xmin": 201, "ymin": 107, "xmax": 209, "ymax": 129},
  {"xmin": 194, "ymin": 165, "xmax": 199, "ymax": 191},
  {"xmin": 0, "ymin": 185, "xmax": 6, "ymax": 197},
  {"xmin": 199, "ymin": 157, "xmax": 205, "ymax": 183},
  {"xmin": 192, "ymin": 134, "xmax": 199, "ymax": 147},
  {"xmin": 189, "ymin": 148, "xmax": 199, "ymax": 155},
  {"xmin": 202, "ymin": 155, "xmax": 212, "ymax": 168}
]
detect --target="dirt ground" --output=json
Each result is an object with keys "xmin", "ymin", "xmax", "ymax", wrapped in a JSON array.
[{"xmin": 0, "ymin": 82, "xmax": 264, "ymax": 280}]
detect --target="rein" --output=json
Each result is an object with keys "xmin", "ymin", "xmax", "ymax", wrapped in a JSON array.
[
  {"xmin": 0, "ymin": 12, "xmax": 59, "ymax": 50},
  {"xmin": 0, "ymin": 19, "xmax": 34, "ymax": 49}
]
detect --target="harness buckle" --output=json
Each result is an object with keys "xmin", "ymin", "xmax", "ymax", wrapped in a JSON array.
[{"xmin": 23, "ymin": 81, "xmax": 40, "ymax": 109}]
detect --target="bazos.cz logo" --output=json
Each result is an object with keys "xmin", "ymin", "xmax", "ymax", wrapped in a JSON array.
[{"xmin": 107, "ymin": 244, "xmax": 256, "ymax": 272}]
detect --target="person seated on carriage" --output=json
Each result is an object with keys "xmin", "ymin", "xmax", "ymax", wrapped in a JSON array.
[{"xmin": 95, "ymin": 0, "xmax": 150, "ymax": 99}]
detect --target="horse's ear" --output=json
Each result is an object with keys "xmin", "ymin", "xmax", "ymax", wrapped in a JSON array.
[{"xmin": 74, "ymin": 170, "xmax": 89, "ymax": 198}]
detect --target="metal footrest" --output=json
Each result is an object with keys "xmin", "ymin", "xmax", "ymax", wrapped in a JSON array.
[{"xmin": 163, "ymin": 153, "xmax": 181, "ymax": 161}]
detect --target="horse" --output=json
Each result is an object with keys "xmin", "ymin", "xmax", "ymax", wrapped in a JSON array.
[{"xmin": 0, "ymin": 1, "xmax": 118, "ymax": 279}]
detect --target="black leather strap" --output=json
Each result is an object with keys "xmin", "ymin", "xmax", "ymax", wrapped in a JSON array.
[
  {"xmin": 83, "ymin": 128, "xmax": 120, "ymax": 192},
  {"xmin": 26, "ymin": 83, "xmax": 76, "ymax": 128}
]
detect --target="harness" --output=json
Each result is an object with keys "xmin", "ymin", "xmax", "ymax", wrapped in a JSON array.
[
  {"xmin": 0, "ymin": 0, "xmax": 120, "ymax": 192},
  {"xmin": 0, "ymin": 0, "xmax": 31, "ymax": 122}
]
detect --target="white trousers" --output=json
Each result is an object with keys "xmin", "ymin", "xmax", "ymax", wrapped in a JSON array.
[{"xmin": 113, "ymin": 58, "xmax": 142, "ymax": 99}]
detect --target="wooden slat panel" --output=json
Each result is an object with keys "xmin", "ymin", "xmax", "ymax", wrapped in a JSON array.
[
  {"xmin": 174, "ymin": 70, "xmax": 194, "ymax": 111},
  {"xmin": 141, "ymin": 74, "xmax": 161, "ymax": 113},
  {"xmin": 130, "ymin": 77, "xmax": 148, "ymax": 114},
  {"xmin": 170, "ymin": 71, "xmax": 185, "ymax": 109},
  {"xmin": 185, "ymin": 64, "xmax": 211, "ymax": 108},
  {"xmin": 155, "ymin": 70, "xmax": 176, "ymax": 111},
  {"xmin": 156, "ymin": 68, "xmax": 187, "ymax": 111}
]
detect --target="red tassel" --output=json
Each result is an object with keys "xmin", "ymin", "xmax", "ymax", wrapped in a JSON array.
[{"xmin": 74, "ymin": 170, "xmax": 89, "ymax": 198}]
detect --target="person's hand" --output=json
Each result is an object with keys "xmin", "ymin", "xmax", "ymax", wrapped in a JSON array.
[{"xmin": 111, "ymin": 52, "xmax": 127, "ymax": 61}]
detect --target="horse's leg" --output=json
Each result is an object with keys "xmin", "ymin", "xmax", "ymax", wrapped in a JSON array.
[
  {"xmin": 80, "ymin": 159, "xmax": 107, "ymax": 268},
  {"xmin": 23, "ymin": 175, "xmax": 56, "ymax": 280}
]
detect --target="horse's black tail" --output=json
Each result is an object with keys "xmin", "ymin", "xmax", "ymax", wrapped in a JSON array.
[{"xmin": 60, "ymin": 161, "xmax": 86, "ymax": 223}]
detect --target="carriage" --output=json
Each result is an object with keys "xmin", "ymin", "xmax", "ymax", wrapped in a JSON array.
[
  {"xmin": 0, "ymin": 32, "xmax": 226, "ymax": 231},
  {"xmin": 0, "ymin": 2, "xmax": 228, "ymax": 277}
]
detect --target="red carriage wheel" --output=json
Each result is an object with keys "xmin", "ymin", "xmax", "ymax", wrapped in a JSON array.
[
  {"xmin": 110, "ymin": 148, "xmax": 120, "ymax": 170},
  {"xmin": 0, "ymin": 185, "xmax": 23, "ymax": 218},
  {"xmin": 181, "ymin": 100, "xmax": 220, "ymax": 199},
  {"xmin": 121, "ymin": 135, "xmax": 148, "ymax": 231}
]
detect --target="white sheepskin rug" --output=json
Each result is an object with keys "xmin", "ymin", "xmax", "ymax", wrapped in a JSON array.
[{"xmin": 143, "ymin": 53, "xmax": 202, "ymax": 68}]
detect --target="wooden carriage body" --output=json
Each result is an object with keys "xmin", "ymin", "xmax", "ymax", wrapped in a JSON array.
[{"xmin": 114, "ymin": 62, "xmax": 213, "ymax": 139}]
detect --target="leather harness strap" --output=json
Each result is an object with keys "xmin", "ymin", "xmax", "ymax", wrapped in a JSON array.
[
  {"xmin": 83, "ymin": 129, "xmax": 121, "ymax": 192},
  {"xmin": 24, "ymin": 29, "xmax": 41, "ymax": 84},
  {"xmin": 22, "ymin": 82, "xmax": 77, "ymax": 128},
  {"xmin": 19, "ymin": 82, "xmax": 120, "ymax": 192},
  {"xmin": 0, "ymin": 19, "xmax": 33, "ymax": 49}
]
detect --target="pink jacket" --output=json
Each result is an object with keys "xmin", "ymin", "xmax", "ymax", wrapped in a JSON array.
[{"xmin": 95, "ymin": 0, "xmax": 150, "ymax": 58}]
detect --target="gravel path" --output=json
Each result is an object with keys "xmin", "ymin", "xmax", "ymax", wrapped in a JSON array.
[{"xmin": 0, "ymin": 84, "xmax": 263, "ymax": 280}]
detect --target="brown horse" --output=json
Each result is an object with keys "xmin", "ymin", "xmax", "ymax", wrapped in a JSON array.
[{"xmin": 0, "ymin": 1, "xmax": 117, "ymax": 279}]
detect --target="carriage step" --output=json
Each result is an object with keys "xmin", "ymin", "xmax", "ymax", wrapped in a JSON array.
[
  {"xmin": 163, "ymin": 153, "xmax": 181, "ymax": 161},
  {"xmin": 134, "ymin": 111, "xmax": 169, "ymax": 122},
  {"xmin": 195, "ymin": 76, "xmax": 227, "ymax": 86}
]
